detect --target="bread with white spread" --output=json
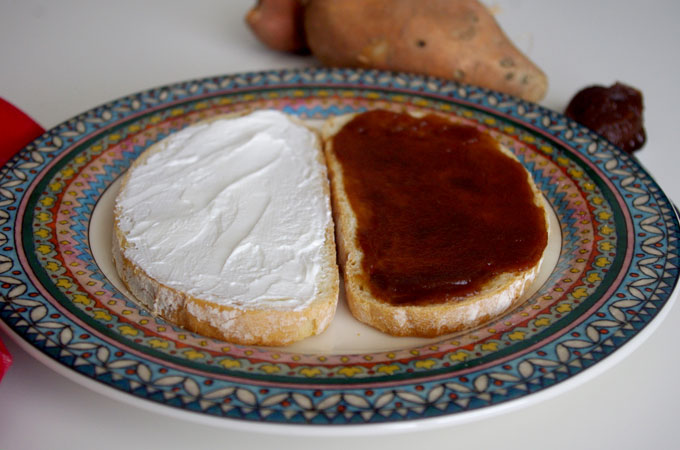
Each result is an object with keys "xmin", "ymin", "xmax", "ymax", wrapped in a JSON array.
[{"xmin": 112, "ymin": 110, "xmax": 339, "ymax": 346}]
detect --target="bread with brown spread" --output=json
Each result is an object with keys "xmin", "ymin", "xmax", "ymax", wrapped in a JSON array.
[{"xmin": 321, "ymin": 111, "xmax": 549, "ymax": 337}]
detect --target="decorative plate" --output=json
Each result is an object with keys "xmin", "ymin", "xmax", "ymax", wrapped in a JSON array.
[{"xmin": 1, "ymin": 68, "xmax": 678, "ymax": 433}]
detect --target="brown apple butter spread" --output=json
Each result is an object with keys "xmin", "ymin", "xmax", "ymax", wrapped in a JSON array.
[{"xmin": 331, "ymin": 110, "xmax": 548, "ymax": 306}]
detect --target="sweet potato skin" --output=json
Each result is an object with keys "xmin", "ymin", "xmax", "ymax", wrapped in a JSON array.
[
  {"xmin": 303, "ymin": 0, "xmax": 548, "ymax": 102},
  {"xmin": 245, "ymin": 0, "xmax": 308, "ymax": 53}
]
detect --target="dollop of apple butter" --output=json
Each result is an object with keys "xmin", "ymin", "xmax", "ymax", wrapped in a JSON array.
[{"xmin": 565, "ymin": 82, "xmax": 645, "ymax": 153}]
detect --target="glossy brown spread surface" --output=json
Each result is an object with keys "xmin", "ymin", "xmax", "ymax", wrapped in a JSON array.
[{"xmin": 332, "ymin": 110, "xmax": 548, "ymax": 306}]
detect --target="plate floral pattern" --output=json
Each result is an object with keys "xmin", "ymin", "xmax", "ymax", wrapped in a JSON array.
[{"xmin": 1, "ymin": 68, "xmax": 678, "ymax": 426}]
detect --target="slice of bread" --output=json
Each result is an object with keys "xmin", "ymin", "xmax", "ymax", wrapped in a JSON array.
[
  {"xmin": 112, "ymin": 110, "xmax": 338, "ymax": 346},
  {"xmin": 321, "ymin": 111, "xmax": 549, "ymax": 337}
]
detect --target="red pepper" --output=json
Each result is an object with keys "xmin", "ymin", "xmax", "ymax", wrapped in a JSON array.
[
  {"xmin": 0, "ymin": 97, "xmax": 45, "ymax": 382},
  {"xmin": 0, "ymin": 337, "xmax": 11, "ymax": 382},
  {"xmin": 0, "ymin": 97, "xmax": 45, "ymax": 166}
]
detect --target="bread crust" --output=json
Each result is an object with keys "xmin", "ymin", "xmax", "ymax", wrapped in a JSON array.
[
  {"xmin": 322, "ymin": 112, "xmax": 549, "ymax": 337},
  {"xmin": 112, "ymin": 113, "xmax": 339, "ymax": 346}
]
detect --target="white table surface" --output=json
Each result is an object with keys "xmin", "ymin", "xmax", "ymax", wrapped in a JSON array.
[{"xmin": 1, "ymin": 0, "xmax": 679, "ymax": 448}]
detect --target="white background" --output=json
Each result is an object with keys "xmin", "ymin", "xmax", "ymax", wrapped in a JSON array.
[{"xmin": 1, "ymin": 0, "xmax": 679, "ymax": 448}]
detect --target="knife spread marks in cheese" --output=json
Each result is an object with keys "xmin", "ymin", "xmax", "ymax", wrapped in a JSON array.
[{"xmin": 114, "ymin": 110, "xmax": 332, "ymax": 311}]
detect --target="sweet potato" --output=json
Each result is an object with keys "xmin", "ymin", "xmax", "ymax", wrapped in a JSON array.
[
  {"xmin": 245, "ymin": 0, "xmax": 308, "ymax": 53},
  {"xmin": 303, "ymin": 0, "xmax": 548, "ymax": 102}
]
